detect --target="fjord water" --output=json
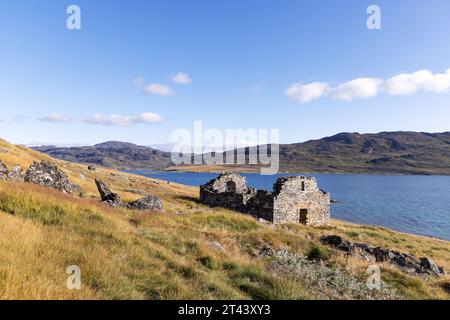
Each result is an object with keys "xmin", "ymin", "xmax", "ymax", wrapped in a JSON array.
[{"xmin": 127, "ymin": 171, "xmax": 450, "ymax": 241}]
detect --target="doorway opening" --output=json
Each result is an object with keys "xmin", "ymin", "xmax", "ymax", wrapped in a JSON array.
[{"xmin": 299, "ymin": 209, "xmax": 308, "ymax": 224}]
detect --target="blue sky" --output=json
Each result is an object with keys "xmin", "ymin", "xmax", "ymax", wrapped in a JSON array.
[{"xmin": 0, "ymin": 0, "xmax": 449, "ymax": 146}]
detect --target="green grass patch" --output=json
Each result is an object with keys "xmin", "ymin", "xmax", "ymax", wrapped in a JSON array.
[{"xmin": 307, "ymin": 244, "xmax": 332, "ymax": 261}]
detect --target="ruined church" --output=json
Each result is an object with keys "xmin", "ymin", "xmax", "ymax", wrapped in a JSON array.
[{"xmin": 200, "ymin": 173, "xmax": 330, "ymax": 226}]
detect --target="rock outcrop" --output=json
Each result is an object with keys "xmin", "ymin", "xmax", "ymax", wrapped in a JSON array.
[
  {"xmin": 95, "ymin": 179, "xmax": 125, "ymax": 208},
  {"xmin": 24, "ymin": 161, "xmax": 81, "ymax": 194},
  {"xmin": 321, "ymin": 235, "xmax": 446, "ymax": 277},
  {"xmin": 129, "ymin": 195, "xmax": 164, "ymax": 211},
  {"xmin": 7, "ymin": 166, "xmax": 25, "ymax": 181},
  {"xmin": 0, "ymin": 161, "xmax": 8, "ymax": 180},
  {"xmin": 94, "ymin": 178, "xmax": 163, "ymax": 211}
]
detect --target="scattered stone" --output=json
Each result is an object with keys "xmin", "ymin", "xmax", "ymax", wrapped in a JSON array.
[
  {"xmin": 200, "ymin": 173, "xmax": 330, "ymax": 226},
  {"xmin": 7, "ymin": 166, "xmax": 25, "ymax": 181},
  {"xmin": 87, "ymin": 165, "xmax": 97, "ymax": 171},
  {"xmin": 94, "ymin": 179, "xmax": 125, "ymax": 208},
  {"xmin": 320, "ymin": 235, "xmax": 354, "ymax": 253},
  {"xmin": 80, "ymin": 174, "xmax": 86, "ymax": 181},
  {"xmin": 0, "ymin": 161, "xmax": 8, "ymax": 180},
  {"xmin": 129, "ymin": 195, "xmax": 164, "ymax": 211},
  {"xmin": 25, "ymin": 161, "xmax": 81, "ymax": 194},
  {"xmin": 269, "ymin": 250, "xmax": 400, "ymax": 300},
  {"xmin": 0, "ymin": 147, "xmax": 8, "ymax": 153},
  {"xmin": 321, "ymin": 234, "xmax": 445, "ymax": 277},
  {"xmin": 258, "ymin": 245, "xmax": 274, "ymax": 257},
  {"xmin": 208, "ymin": 241, "xmax": 226, "ymax": 253}
]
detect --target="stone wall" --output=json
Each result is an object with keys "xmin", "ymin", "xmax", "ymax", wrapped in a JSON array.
[
  {"xmin": 273, "ymin": 176, "xmax": 330, "ymax": 226},
  {"xmin": 200, "ymin": 173, "xmax": 255, "ymax": 212},
  {"xmin": 199, "ymin": 173, "xmax": 330, "ymax": 226},
  {"xmin": 246, "ymin": 190, "xmax": 274, "ymax": 222}
]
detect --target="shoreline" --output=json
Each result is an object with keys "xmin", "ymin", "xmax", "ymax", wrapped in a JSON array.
[{"xmin": 123, "ymin": 169, "xmax": 450, "ymax": 243}]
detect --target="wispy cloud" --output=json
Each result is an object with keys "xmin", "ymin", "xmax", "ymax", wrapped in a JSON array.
[
  {"xmin": 286, "ymin": 68, "xmax": 450, "ymax": 104},
  {"xmin": 144, "ymin": 83, "xmax": 174, "ymax": 96},
  {"xmin": 12, "ymin": 115, "xmax": 31, "ymax": 123},
  {"xmin": 132, "ymin": 76, "xmax": 145, "ymax": 87},
  {"xmin": 84, "ymin": 112, "xmax": 163, "ymax": 127},
  {"xmin": 171, "ymin": 72, "xmax": 192, "ymax": 84},
  {"xmin": 39, "ymin": 113, "xmax": 71, "ymax": 123}
]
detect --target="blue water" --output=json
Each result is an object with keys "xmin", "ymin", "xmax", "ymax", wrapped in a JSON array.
[{"xmin": 125, "ymin": 170, "xmax": 450, "ymax": 241}]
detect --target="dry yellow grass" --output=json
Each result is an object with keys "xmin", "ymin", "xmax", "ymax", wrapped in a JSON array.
[{"xmin": 0, "ymin": 139, "xmax": 449, "ymax": 300}]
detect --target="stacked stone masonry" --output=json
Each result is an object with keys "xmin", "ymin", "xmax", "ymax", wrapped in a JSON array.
[{"xmin": 200, "ymin": 173, "xmax": 330, "ymax": 226}]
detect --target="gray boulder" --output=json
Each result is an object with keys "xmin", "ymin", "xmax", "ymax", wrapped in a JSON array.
[
  {"xmin": 25, "ymin": 161, "xmax": 81, "ymax": 194},
  {"xmin": 130, "ymin": 195, "xmax": 164, "ymax": 211},
  {"xmin": 0, "ymin": 161, "xmax": 8, "ymax": 180},
  {"xmin": 7, "ymin": 166, "xmax": 25, "ymax": 181},
  {"xmin": 95, "ymin": 179, "xmax": 125, "ymax": 208},
  {"xmin": 320, "ymin": 235, "xmax": 354, "ymax": 253},
  {"xmin": 420, "ymin": 257, "xmax": 442, "ymax": 276}
]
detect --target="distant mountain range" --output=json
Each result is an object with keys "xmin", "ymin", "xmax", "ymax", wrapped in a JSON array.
[
  {"xmin": 33, "ymin": 141, "xmax": 173, "ymax": 170},
  {"xmin": 32, "ymin": 131, "xmax": 450, "ymax": 175}
]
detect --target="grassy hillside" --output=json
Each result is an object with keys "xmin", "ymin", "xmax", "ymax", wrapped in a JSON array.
[{"xmin": 0, "ymin": 139, "xmax": 449, "ymax": 299}]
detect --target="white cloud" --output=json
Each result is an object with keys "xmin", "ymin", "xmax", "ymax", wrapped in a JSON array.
[
  {"xmin": 39, "ymin": 113, "xmax": 71, "ymax": 123},
  {"xmin": 285, "ymin": 82, "xmax": 329, "ymax": 103},
  {"xmin": 85, "ymin": 112, "xmax": 163, "ymax": 127},
  {"xmin": 333, "ymin": 78, "xmax": 383, "ymax": 101},
  {"xmin": 286, "ymin": 68, "xmax": 450, "ymax": 104},
  {"xmin": 144, "ymin": 83, "xmax": 174, "ymax": 96},
  {"xmin": 385, "ymin": 69, "xmax": 450, "ymax": 95},
  {"xmin": 172, "ymin": 72, "xmax": 192, "ymax": 84}
]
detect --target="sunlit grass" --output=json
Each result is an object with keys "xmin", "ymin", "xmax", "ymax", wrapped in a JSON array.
[{"xmin": 0, "ymin": 138, "xmax": 449, "ymax": 300}]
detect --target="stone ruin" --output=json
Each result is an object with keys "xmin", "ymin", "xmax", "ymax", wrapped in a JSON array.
[{"xmin": 200, "ymin": 173, "xmax": 330, "ymax": 226}]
